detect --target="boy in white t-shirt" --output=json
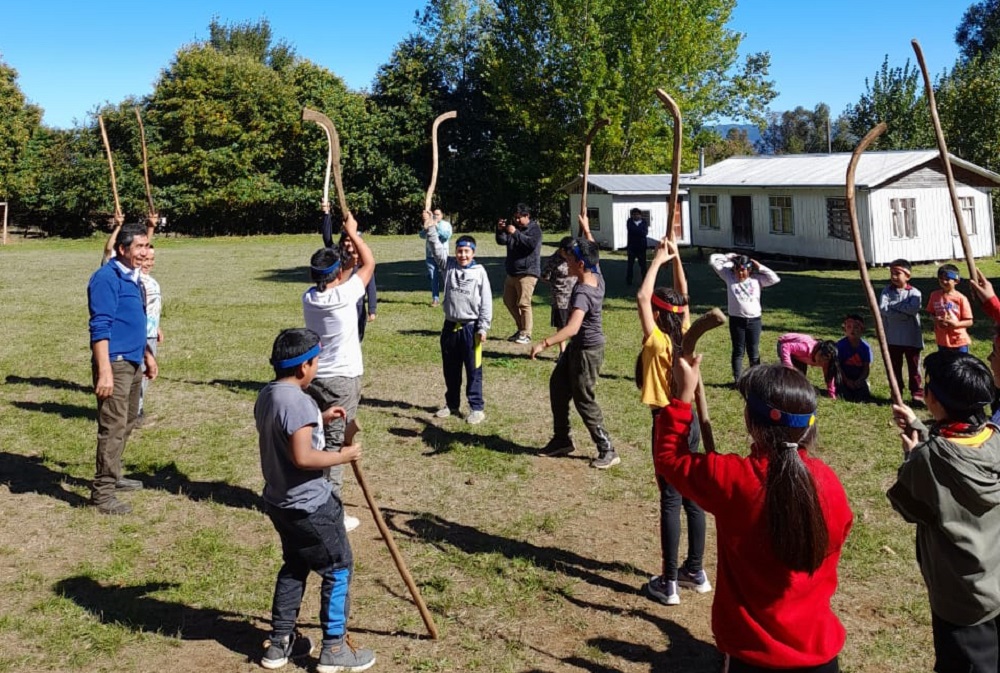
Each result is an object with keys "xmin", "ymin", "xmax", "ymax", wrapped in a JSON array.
[
  {"xmin": 138, "ymin": 245, "xmax": 163, "ymax": 420},
  {"xmin": 302, "ymin": 212, "xmax": 375, "ymax": 532}
]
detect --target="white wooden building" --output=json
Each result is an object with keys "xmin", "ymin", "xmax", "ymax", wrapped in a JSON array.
[
  {"xmin": 682, "ymin": 151, "xmax": 1000, "ymax": 264},
  {"xmin": 560, "ymin": 174, "xmax": 691, "ymax": 249}
]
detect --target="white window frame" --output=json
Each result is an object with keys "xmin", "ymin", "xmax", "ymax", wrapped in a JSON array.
[
  {"xmin": 890, "ymin": 197, "xmax": 917, "ymax": 239},
  {"xmin": 586, "ymin": 206, "xmax": 601, "ymax": 231},
  {"xmin": 826, "ymin": 197, "xmax": 852, "ymax": 241},
  {"xmin": 954, "ymin": 196, "xmax": 977, "ymax": 236},
  {"xmin": 699, "ymin": 195, "xmax": 719, "ymax": 230},
  {"xmin": 768, "ymin": 195, "xmax": 794, "ymax": 235}
]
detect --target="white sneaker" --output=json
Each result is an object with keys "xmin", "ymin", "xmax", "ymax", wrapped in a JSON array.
[
  {"xmin": 344, "ymin": 514, "xmax": 360, "ymax": 532},
  {"xmin": 435, "ymin": 407, "xmax": 456, "ymax": 418},
  {"xmin": 466, "ymin": 410, "xmax": 486, "ymax": 425}
]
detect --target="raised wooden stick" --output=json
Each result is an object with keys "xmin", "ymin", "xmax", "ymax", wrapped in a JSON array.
[
  {"xmin": 302, "ymin": 108, "xmax": 349, "ymax": 219},
  {"xmin": 425, "ymin": 111, "xmax": 457, "ymax": 212},
  {"xmin": 912, "ymin": 39, "xmax": 977, "ymax": 279},
  {"xmin": 134, "ymin": 108, "xmax": 158, "ymax": 231},
  {"xmin": 97, "ymin": 116, "xmax": 123, "ymax": 226},
  {"xmin": 846, "ymin": 122, "xmax": 905, "ymax": 407},
  {"xmin": 655, "ymin": 89, "xmax": 682, "ymax": 239},
  {"xmin": 578, "ymin": 118, "xmax": 609, "ymax": 234}
]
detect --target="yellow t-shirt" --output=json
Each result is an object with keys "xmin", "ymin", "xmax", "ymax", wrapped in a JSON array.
[{"xmin": 640, "ymin": 319, "xmax": 688, "ymax": 408}]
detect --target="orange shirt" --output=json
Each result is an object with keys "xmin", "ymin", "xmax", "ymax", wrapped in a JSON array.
[{"xmin": 927, "ymin": 289, "xmax": 972, "ymax": 348}]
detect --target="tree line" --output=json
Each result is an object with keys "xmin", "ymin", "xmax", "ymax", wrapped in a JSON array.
[{"xmin": 0, "ymin": 0, "xmax": 997, "ymax": 237}]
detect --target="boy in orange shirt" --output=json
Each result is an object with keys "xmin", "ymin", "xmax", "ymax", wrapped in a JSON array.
[{"xmin": 927, "ymin": 264, "xmax": 973, "ymax": 352}]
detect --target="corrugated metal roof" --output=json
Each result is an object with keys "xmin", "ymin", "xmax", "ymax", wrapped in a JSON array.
[
  {"xmin": 560, "ymin": 173, "xmax": 690, "ymax": 194},
  {"xmin": 682, "ymin": 150, "xmax": 1000, "ymax": 188}
]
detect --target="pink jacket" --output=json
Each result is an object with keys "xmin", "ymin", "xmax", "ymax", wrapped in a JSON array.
[{"xmin": 777, "ymin": 333, "xmax": 836, "ymax": 399}]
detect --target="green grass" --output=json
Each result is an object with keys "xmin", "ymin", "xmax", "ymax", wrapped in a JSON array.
[{"xmin": 2, "ymin": 231, "xmax": 996, "ymax": 672}]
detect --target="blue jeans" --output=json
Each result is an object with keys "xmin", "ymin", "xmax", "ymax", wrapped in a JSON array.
[
  {"xmin": 441, "ymin": 320, "xmax": 484, "ymax": 411},
  {"xmin": 426, "ymin": 255, "xmax": 440, "ymax": 301}
]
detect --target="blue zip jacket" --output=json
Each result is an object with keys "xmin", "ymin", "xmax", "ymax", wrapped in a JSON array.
[{"xmin": 88, "ymin": 261, "xmax": 147, "ymax": 364}]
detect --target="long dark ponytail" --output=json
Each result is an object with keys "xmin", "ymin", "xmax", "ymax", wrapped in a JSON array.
[{"xmin": 738, "ymin": 365, "xmax": 829, "ymax": 573}]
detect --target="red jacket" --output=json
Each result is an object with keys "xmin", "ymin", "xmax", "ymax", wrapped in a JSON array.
[{"xmin": 654, "ymin": 400, "xmax": 853, "ymax": 668}]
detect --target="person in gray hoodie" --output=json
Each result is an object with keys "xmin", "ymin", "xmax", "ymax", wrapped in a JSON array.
[
  {"xmin": 422, "ymin": 210, "xmax": 493, "ymax": 425},
  {"xmin": 887, "ymin": 350, "xmax": 1000, "ymax": 672}
]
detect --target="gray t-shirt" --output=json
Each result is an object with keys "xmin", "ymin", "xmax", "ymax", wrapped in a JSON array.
[
  {"xmin": 255, "ymin": 381, "xmax": 331, "ymax": 512},
  {"xmin": 570, "ymin": 273, "xmax": 606, "ymax": 349}
]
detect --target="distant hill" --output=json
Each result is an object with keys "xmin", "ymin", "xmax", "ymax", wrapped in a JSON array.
[{"xmin": 711, "ymin": 123, "xmax": 762, "ymax": 146}]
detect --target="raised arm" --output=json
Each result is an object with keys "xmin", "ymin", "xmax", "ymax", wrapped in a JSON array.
[
  {"xmin": 577, "ymin": 214, "xmax": 595, "ymax": 243},
  {"xmin": 342, "ymin": 213, "xmax": 374, "ymax": 287},
  {"xmin": 101, "ymin": 220, "xmax": 123, "ymax": 265},
  {"xmin": 752, "ymin": 259, "xmax": 780, "ymax": 287},
  {"xmin": 423, "ymin": 211, "xmax": 448, "ymax": 274},
  {"xmin": 636, "ymin": 240, "xmax": 677, "ymax": 340}
]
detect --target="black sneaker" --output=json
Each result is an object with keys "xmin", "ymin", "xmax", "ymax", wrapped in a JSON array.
[
  {"xmin": 94, "ymin": 498, "xmax": 132, "ymax": 515},
  {"xmin": 261, "ymin": 630, "xmax": 314, "ymax": 670},
  {"xmin": 541, "ymin": 437, "xmax": 575, "ymax": 457},
  {"xmin": 506, "ymin": 331, "xmax": 521, "ymax": 342},
  {"xmin": 115, "ymin": 477, "xmax": 143, "ymax": 491},
  {"xmin": 317, "ymin": 635, "xmax": 375, "ymax": 673},
  {"xmin": 590, "ymin": 451, "xmax": 621, "ymax": 469}
]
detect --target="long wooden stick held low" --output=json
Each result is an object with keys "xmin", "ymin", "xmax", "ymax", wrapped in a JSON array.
[
  {"xmin": 681, "ymin": 309, "xmax": 727, "ymax": 453},
  {"xmin": 97, "ymin": 115, "xmax": 123, "ymax": 226},
  {"xmin": 579, "ymin": 117, "xmax": 610, "ymax": 234},
  {"xmin": 912, "ymin": 39, "xmax": 977, "ymax": 280},
  {"xmin": 351, "ymin": 461, "xmax": 439, "ymax": 639},
  {"xmin": 425, "ymin": 111, "xmax": 457, "ymax": 212},
  {"xmin": 134, "ymin": 108, "xmax": 157, "ymax": 225},
  {"xmin": 846, "ymin": 122, "xmax": 905, "ymax": 407},
  {"xmin": 302, "ymin": 108, "xmax": 349, "ymax": 218}
]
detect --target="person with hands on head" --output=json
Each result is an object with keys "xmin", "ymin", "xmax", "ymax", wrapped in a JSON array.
[
  {"xmin": 88, "ymin": 222, "xmax": 157, "ymax": 515},
  {"xmin": 255, "ymin": 328, "xmax": 375, "ymax": 673},
  {"xmin": 656, "ymin": 355, "xmax": 852, "ymax": 672},
  {"xmin": 886, "ymin": 350, "xmax": 1000, "ymax": 673},
  {"xmin": 496, "ymin": 203, "xmax": 543, "ymax": 344},
  {"xmin": 635, "ymin": 237, "xmax": 711, "ymax": 606},
  {"xmin": 531, "ymin": 214, "xmax": 617, "ymax": 469},
  {"xmin": 423, "ymin": 209, "xmax": 492, "ymax": 425}
]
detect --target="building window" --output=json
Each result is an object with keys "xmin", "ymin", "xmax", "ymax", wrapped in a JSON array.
[
  {"xmin": 826, "ymin": 197, "xmax": 852, "ymax": 241},
  {"xmin": 890, "ymin": 198, "xmax": 917, "ymax": 239},
  {"xmin": 769, "ymin": 195, "xmax": 794, "ymax": 234},
  {"xmin": 586, "ymin": 207, "xmax": 600, "ymax": 231},
  {"xmin": 954, "ymin": 196, "xmax": 977, "ymax": 236},
  {"xmin": 699, "ymin": 195, "xmax": 719, "ymax": 230}
]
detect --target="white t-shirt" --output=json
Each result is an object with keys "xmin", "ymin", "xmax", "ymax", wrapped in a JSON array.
[
  {"xmin": 302, "ymin": 275, "xmax": 365, "ymax": 378},
  {"xmin": 141, "ymin": 272, "xmax": 161, "ymax": 339}
]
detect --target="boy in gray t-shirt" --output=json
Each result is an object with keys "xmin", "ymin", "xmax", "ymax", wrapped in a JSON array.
[
  {"xmin": 254, "ymin": 328, "xmax": 375, "ymax": 672},
  {"xmin": 530, "ymin": 231, "xmax": 617, "ymax": 469}
]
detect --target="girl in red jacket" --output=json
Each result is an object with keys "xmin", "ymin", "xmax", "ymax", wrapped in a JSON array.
[{"xmin": 654, "ymin": 359, "xmax": 853, "ymax": 672}]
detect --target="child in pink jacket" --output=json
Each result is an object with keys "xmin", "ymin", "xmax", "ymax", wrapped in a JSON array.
[{"xmin": 777, "ymin": 333, "xmax": 840, "ymax": 399}]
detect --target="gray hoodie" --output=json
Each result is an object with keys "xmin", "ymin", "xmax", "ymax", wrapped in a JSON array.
[
  {"xmin": 427, "ymin": 225, "xmax": 492, "ymax": 336},
  {"xmin": 887, "ymin": 417, "xmax": 1000, "ymax": 625}
]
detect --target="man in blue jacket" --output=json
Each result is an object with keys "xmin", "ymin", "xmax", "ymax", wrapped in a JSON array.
[
  {"xmin": 88, "ymin": 223, "xmax": 157, "ymax": 515},
  {"xmin": 625, "ymin": 207, "xmax": 649, "ymax": 285},
  {"xmin": 496, "ymin": 203, "xmax": 543, "ymax": 344}
]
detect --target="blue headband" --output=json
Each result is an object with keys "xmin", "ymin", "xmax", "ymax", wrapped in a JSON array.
[
  {"xmin": 456, "ymin": 238, "xmax": 476, "ymax": 250},
  {"xmin": 311, "ymin": 260, "xmax": 341, "ymax": 276},
  {"xmin": 746, "ymin": 395, "xmax": 816, "ymax": 428},
  {"xmin": 940, "ymin": 270, "xmax": 960, "ymax": 281},
  {"xmin": 273, "ymin": 344, "xmax": 321, "ymax": 369},
  {"xmin": 571, "ymin": 243, "xmax": 599, "ymax": 272}
]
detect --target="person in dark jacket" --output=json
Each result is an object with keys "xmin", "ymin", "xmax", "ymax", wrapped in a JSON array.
[
  {"xmin": 496, "ymin": 202, "xmax": 543, "ymax": 344},
  {"xmin": 626, "ymin": 207, "xmax": 650, "ymax": 285}
]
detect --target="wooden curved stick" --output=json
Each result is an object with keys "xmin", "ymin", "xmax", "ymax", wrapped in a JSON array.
[
  {"xmin": 846, "ymin": 122, "xmax": 905, "ymax": 407},
  {"xmin": 425, "ymin": 111, "xmax": 457, "ymax": 212},
  {"xmin": 680, "ymin": 308, "xmax": 727, "ymax": 453},
  {"xmin": 98, "ymin": 116, "xmax": 123, "ymax": 226},
  {"xmin": 912, "ymin": 39, "xmax": 977, "ymax": 280},
  {"xmin": 579, "ymin": 118, "xmax": 610, "ymax": 228},
  {"xmin": 134, "ymin": 108, "xmax": 158, "ymax": 227},
  {"xmin": 351, "ymin": 461, "xmax": 439, "ymax": 640},
  {"xmin": 655, "ymin": 89, "xmax": 682, "ymax": 243},
  {"xmin": 302, "ymin": 108, "xmax": 349, "ymax": 217}
]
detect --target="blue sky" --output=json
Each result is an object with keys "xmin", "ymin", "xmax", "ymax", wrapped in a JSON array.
[{"xmin": 1, "ymin": 1, "xmax": 971, "ymax": 129}]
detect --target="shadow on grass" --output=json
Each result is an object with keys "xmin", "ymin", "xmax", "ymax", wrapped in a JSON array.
[
  {"xmin": 11, "ymin": 400, "xmax": 96, "ymax": 420},
  {"xmin": 383, "ymin": 509, "xmax": 647, "ymax": 595},
  {"xmin": 363, "ymin": 397, "xmax": 437, "ymax": 414},
  {"xmin": 0, "ymin": 453, "xmax": 90, "ymax": 508},
  {"xmin": 413, "ymin": 419, "xmax": 543, "ymax": 458},
  {"xmin": 397, "ymin": 329, "xmax": 440, "ymax": 338},
  {"xmin": 54, "ymin": 577, "xmax": 264, "ymax": 661},
  {"xmin": 5, "ymin": 374, "xmax": 91, "ymax": 393},
  {"xmin": 144, "ymin": 461, "xmax": 263, "ymax": 511},
  {"xmin": 163, "ymin": 377, "xmax": 265, "ymax": 395}
]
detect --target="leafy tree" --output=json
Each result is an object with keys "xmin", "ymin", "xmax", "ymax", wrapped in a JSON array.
[
  {"xmin": 842, "ymin": 56, "xmax": 933, "ymax": 150},
  {"xmin": 0, "ymin": 59, "xmax": 42, "ymax": 201},
  {"xmin": 936, "ymin": 50, "xmax": 1000, "ymax": 174},
  {"xmin": 956, "ymin": 0, "xmax": 1000, "ymax": 61},
  {"xmin": 699, "ymin": 127, "xmax": 755, "ymax": 165},
  {"xmin": 756, "ymin": 104, "xmax": 832, "ymax": 155}
]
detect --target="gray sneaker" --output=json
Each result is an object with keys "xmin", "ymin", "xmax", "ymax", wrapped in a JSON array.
[
  {"xmin": 466, "ymin": 410, "xmax": 486, "ymax": 425},
  {"xmin": 95, "ymin": 498, "xmax": 132, "ymax": 515},
  {"xmin": 115, "ymin": 477, "xmax": 143, "ymax": 491},
  {"xmin": 261, "ymin": 630, "xmax": 314, "ymax": 670},
  {"xmin": 434, "ymin": 407, "xmax": 457, "ymax": 419},
  {"xmin": 590, "ymin": 451, "xmax": 621, "ymax": 469},
  {"xmin": 317, "ymin": 635, "xmax": 375, "ymax": 673},
  {"xmin": 513, "ymin": 333, "xmax": 532, "ymax": 344}
]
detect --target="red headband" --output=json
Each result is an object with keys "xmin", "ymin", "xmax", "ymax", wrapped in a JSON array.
[
  {"xmin": 890, "ymin": 265, "xmax": 911, "ymax": 277},
  {"xmin": 651, "ymin": 295, "xmax": 685, "ymax": 313}
]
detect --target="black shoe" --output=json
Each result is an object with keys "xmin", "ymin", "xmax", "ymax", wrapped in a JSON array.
[
  {"xmin": 115, "ymin": 477, "xmax": 143, "ymax": 491},
  {"xmin": 541, "ymin": 437, "xmax": 575, "ymax": 457},
  {"xmin": 94, "ymin": 498, "xmax": 132, "ymax": 515}
]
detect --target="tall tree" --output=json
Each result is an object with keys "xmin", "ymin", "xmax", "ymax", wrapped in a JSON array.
[
  {"xmin": 956, "ymin": 0, "xmax": 1000, "ymax": 61},
  {"xmin": 842, "ymin": 56, "xmax": 933, "ymax": 150},
  {"xmin": 756, "ymin": 104, "xmax": 831, "ymax": 155},
  {"xmin": 0, "ymin": 59, "xmax": 42, "ymax": 201},
  {"xmin": 936, "ymin": 49, "xmax": 1000, "ymax": 174}
]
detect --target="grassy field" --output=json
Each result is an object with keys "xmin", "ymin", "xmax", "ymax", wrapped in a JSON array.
[{"xmin": 1, "ymin": 232, "xmax": 997, "ymax": 673}]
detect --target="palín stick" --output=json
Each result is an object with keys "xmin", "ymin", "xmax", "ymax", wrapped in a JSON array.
[
  {"xmin": 579, "ymin": 118, "xmax": 609, "ymax": 235},
  {"xmin": 912, "ymin": 39, "xmax": 977, "ymax": 279},
  {"xmin": 654, "ymin": 88, "xmax": 719, "ymax": 452},
  {"xmin": 846, "ymin": 122, "xmax": 905, "ymax": 407},
  {"xmin": 680, "ymin": 309, "xmax": 727, "ymax": 453},
  {"xmin": 425, "ymin": 111, "xmax": 457, "ymax": 212},
  {"xmin": 97, "ymin": 116, "xmax": 123, "ymax": 226},
  {"xmin": 302, "ymin": 108, "xmax": 349, "ymax": 219},
  {"xmin": 134, "ymin": 108, "xmax": 158, "ymax": 233}
]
